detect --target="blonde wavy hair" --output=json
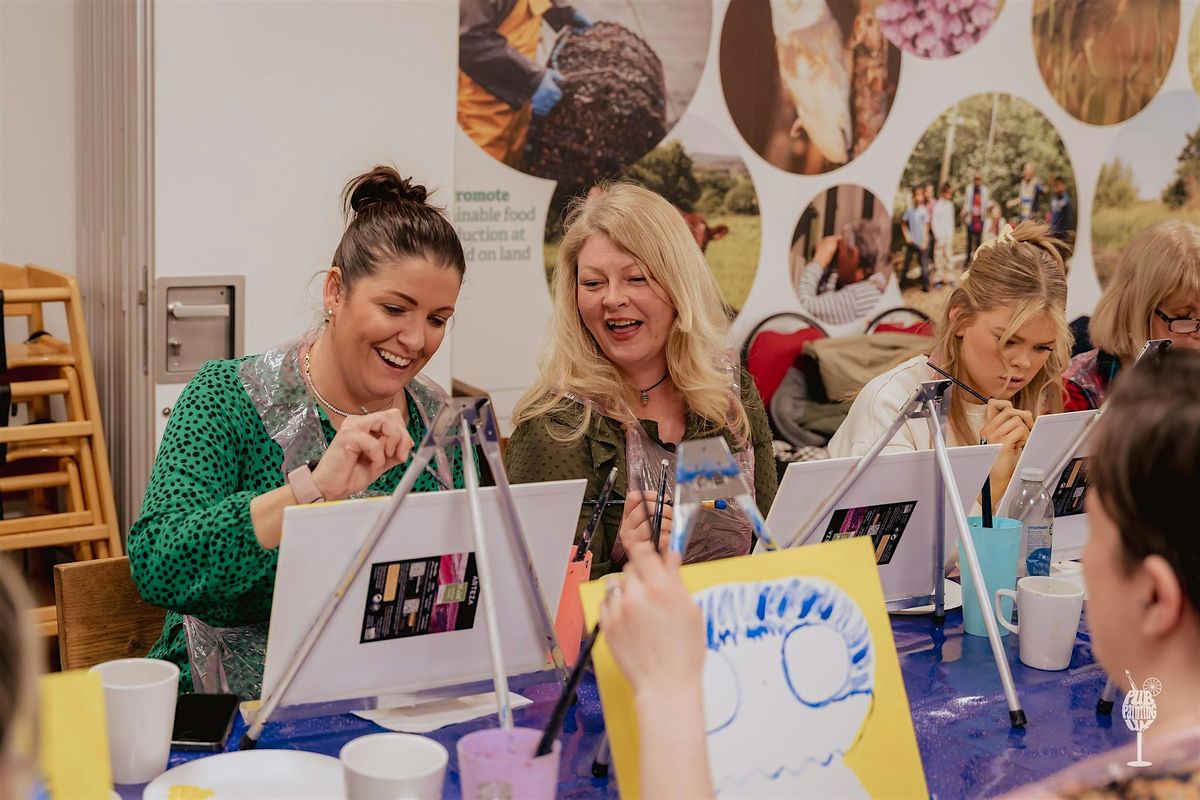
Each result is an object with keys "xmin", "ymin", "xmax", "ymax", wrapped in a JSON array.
[
  {"xmin": 1090, "ymin": 221, "xmax": 1200, "ymax": 363},
  {"xmin": 934, "ymin": 221, "xmax": 1072, "ymax": 444},
  {"xmin": 513, "ymin": 182, "xmax": 748, "ymax": 441}
]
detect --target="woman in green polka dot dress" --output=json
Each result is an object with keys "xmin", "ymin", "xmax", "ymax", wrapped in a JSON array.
[
  {"xmin": 129, "ymin": 167, "xmax": 467, "ymax": 693},
  {"xmin": 506, "ymin": 183, "xmax": 777, "ymax": 577}
]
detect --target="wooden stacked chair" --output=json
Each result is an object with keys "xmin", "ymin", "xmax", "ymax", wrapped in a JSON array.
[{"xmin": 0, "ymin": 263, "xmax": 121, "ymax": 638}]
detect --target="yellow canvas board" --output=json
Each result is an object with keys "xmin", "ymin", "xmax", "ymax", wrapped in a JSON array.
[
  {"xmin": 38, "ymin": 670, "xmax": 113, "ymax": 799},
  {"xmin": 580, "ymin": 537, "xmax": 928, "ymax": 799}
]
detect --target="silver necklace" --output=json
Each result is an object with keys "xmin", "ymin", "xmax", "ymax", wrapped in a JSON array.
[{"xmin": 303, "ymin": 340, "xmax": 394, "ymax": 418}]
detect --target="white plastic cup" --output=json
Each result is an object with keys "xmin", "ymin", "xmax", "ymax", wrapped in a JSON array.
[
  {"xmin": 994, "ymin": 576, "xmax": 1084, "ymax": 670},
  {"xmin": 89, "ymin": 658, "xmax": 179, "ymax": 784},
  {"xmin": 340, "ymin": 733, "xmax": 448, "ymax": 800}
]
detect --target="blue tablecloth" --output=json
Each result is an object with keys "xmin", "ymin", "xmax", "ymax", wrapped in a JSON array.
[{"xmin": 119, "ymin": 608, "xmax": 1130, "ymax": 799}]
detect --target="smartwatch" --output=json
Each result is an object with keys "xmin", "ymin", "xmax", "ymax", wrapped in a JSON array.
[{"xmin": 287, "ymin": 464, "xmax": 324, "ymax": 505}]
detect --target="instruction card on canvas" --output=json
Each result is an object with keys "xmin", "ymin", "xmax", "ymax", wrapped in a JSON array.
[
  {"xmin": 360, "ymin": 552, "xmax": 480, "ymax": 643},
  {"xmin": 580, "ymin": 537, "xmax": 928, "ymax": 800}
]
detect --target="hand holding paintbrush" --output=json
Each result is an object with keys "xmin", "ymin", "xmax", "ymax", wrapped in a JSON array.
[
  {"xmin": 928, "ymin": 361, "xmax": 1033, "ymax": 524},
  {"xmin": 536, "ymin": 538, "xmax": 701, "ymax": 768},
  {"xmin": 616, "ymin": 478, "xmax": 673, "ymax": 556},
  {"xmin": 649, "ymin": 459, "xmax": 669, "ymax": 551},
  {"xmin": 576, "ymin": 466, "xmax": 618, "ymax": 562}
]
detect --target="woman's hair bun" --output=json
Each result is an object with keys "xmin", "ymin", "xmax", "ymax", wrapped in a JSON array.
[{"xmin": 343, "ymin": 166, "xmax": 429, "ymax": 217}]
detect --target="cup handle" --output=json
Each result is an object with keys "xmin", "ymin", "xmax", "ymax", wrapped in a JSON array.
[{"xmin": 994, "ymin": 588, "xmax": 1019, "ymax": 634}]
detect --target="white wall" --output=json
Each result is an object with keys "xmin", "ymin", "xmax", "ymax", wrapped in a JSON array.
[
  {"xmin": 153, "ymin": 0, "xmax": 459, "ymax": 440},
  {"xmin": 0, "ymin": 0, "xmax": 77, "ymax": 274}
]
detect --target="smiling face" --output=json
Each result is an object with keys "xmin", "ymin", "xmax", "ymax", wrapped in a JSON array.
[
  {"xmin": 575, "ymin": 233, "xmax": 677, "ymax": 378},
  {"xmin": 1149, "ymin": 291, "xmax": 1200, "ymax": 353},
  {"xmin": 954, "ymin": 304, "xmax": 1057, "ymax": 400},
  {"xmin": 323, "ymin": 256, "xmax": 460, "ymax": 403}
]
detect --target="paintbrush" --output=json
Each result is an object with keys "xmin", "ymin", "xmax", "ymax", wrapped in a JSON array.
[
  {"xmin": 649, "ymin": 459, "xmax": 669, "ymax": 551},
  {"xmin": 535, "ymin": 621, "xmax": 601, "ymax": 758},
  {"xmin": 575, "ymin": 466, "xmax": 618, "ymax": 561},
  {"xmin": 927, "ymin": 361, "xmax": 989, "ymax": 404},
  {"xmin": 928, "ymin": 362, "xmax": 995, "ymax": 526}
]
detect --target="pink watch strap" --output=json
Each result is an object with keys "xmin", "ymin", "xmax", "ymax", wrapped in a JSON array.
[{"xmin": 287, "ymin": 464, "xmax": 324, "ymax": 504}]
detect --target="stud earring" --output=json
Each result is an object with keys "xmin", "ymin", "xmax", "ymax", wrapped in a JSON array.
[{"xmin": 323, "ymin": 307, "xmax": 333, "ymax": 322}]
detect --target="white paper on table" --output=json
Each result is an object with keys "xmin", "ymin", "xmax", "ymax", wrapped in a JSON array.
[{"xmin": 352, "ymin": 692, "xmax": 532, "ymax": 733}]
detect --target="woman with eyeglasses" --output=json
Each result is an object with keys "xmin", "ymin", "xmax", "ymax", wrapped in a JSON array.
[
  {"xmin": 128, "ymin": 166, "xmax": 467, "ymax": 693},
  {"xmin": 1064, "ymin": 221, "xmax": 1200, "ymax": 410}
]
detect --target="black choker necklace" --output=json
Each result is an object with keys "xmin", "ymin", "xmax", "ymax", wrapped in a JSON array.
[{"xmin": 638, "ymin": 373, "xmax": 670, "ymax": 405}]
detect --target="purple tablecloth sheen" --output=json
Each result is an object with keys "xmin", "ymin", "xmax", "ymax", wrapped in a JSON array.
[{"xmin": 116, "ymin": 607, "xmax": 1131, "ymax": 799}]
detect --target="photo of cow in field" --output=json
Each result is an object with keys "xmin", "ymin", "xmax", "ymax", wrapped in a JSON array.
[{"xmin": 679, "ymin": 210, "xmax": 729, "ymax": 253}]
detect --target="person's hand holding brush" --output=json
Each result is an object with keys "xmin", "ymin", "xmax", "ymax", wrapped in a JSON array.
[
  {"xmin": 617, "ymin": 490, "xmax": 674, "ymax": 556},
  {"xmin": 980, "ymin": 399, "xmax": 1034, "ymax": 507}
]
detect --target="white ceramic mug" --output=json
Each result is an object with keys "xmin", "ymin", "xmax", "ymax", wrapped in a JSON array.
[
  {"xmin": 340, "ymin": 732, "xmax": 448, "ymax": 800},
  {"xmin": 994, "ymin": 576, "xmax": 1084, "ymax": 671},
  {"xmin": 89, "ymin": 658, "xmax": 179, "ymax": 784}
]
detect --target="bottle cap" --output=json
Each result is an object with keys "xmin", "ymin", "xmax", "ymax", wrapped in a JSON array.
[{"xmin": 1020, "ymin": 467, "xmax": 1045, "ymax": 482}]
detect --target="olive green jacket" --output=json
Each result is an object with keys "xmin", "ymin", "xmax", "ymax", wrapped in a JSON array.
[{"xmin": 504, "ymin": 370, "xmax": 778, "ymax": 577}]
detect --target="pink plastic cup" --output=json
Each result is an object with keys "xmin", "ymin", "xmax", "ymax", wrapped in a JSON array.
[{"xmin": 457, "ymin": 727, "xmax": 561, "ymax": 800}]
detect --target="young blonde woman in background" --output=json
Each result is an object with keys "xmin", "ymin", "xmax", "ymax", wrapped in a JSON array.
[{"xmin": 827, "ymin": 221, "xmax": 1072, "ymax": 507}]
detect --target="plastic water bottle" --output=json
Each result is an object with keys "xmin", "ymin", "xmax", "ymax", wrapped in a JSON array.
[{"xmin": 1003, "ymin": 467, "xmax": 1054, "ymax": 580}]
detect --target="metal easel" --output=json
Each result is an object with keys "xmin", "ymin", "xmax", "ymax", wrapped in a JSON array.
[
  {"xmin": 788, "ymin": 379, "xmax": 1027, "ymax": 726},
  {"xmin": 240, "ymin": 397, "xmax": 569, "ymax": 748}
]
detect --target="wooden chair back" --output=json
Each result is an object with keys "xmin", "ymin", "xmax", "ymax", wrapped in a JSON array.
[{"xmin": 53, "ymin": 556, "xmax": 166, "ymax": 670}]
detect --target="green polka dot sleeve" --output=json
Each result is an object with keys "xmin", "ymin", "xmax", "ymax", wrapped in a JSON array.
[{"xmin": 128, "ymin": 357, "xmax": 464, "ymax": 690}]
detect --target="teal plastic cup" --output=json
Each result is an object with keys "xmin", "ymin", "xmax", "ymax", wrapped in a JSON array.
[{"xmin": 960, "ymin": 516, "xmax": 1021, "ymax": 637}]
